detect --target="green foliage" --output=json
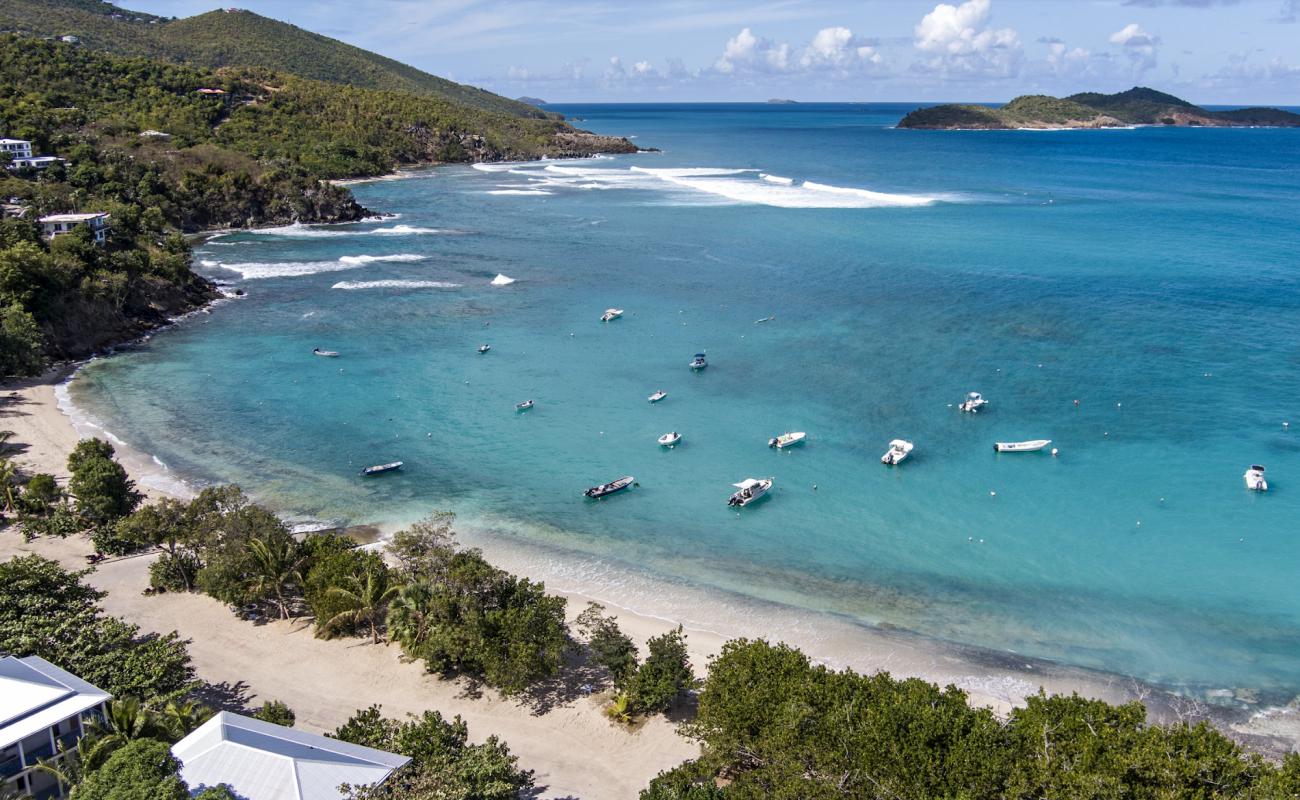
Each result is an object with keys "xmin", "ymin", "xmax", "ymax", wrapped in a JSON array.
[
  {"xmin": 0, "ymin": 299, "xmax": 44, "ymax": 376},
  {"xmin": 302, "ymin": 534, "xmax": 385, "ymax": 634},
  {"xmin": 0, "ymin": 554, "xmax": 194, "ymax": 700},
  {"xmin": 387, "ymin": 511, "xmax": 457, "ymax": 581},
  {"xmin": 644, "ymin": 638, "xmax": 1294, "ymax": 800},
  {"xmin": 252, "ymin": 699, "xmax": 296, "ymax": 727},
  {"xmin": 334, "ymin": 705, "xmax": 534, "ymax": 800},
  {"xmin": 70, "ymin": 738, "xmax": 188, "ymax": 800},
  {"xmin": 67, "ymin": 437, "xmax": 140, "ymax": 527},
  {"xmin": 21, "ymin": 471, "xmax": 60, "ymax": 513},
  {"xmin": 319, "ymin": 560, "xmax": 399, "ymax": 644},
  {"xmin": 626, "ymin": 626, "xmax": 694, "ymax": 715},
  {"xmin": 575, "ymin": 601, "xmax": 639, "ymax": 689}
]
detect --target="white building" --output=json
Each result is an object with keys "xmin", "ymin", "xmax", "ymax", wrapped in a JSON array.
[
  {"xmin": 39, "ymin": 212, "xmax": 110, "ymax": 244},
  {"xmin": 0, "ymin": 139, "xmax": 33, "ymax": 160},
  {"xmin": 11, "ymin": 156, "xmax": 65, "ymax": 170},
  {"xmin": 172, "ymin": 712, "xmax": 410, "ymax": 800},
  {"xmin": 1, "ymin": 656, "xmax": 111, "ymax": 800}
]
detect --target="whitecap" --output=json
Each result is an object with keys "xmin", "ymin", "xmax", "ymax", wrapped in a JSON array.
[
  {"xmin": 331, "ymin": 280, "xmax": 461, "ymax": 290},
  {"xmin": 238, "ymin": 222, "xmax": 449, "ymax": 238},
  {"xmin": 206, "ymin": 253, "xmax": 426, "ymax": 280},
  {"xmin": 199, "ymin": 259, "xmax": 219, "ymax": 267},
  {"xmin": 486, "ymin": 189, "xmax": 553, "ymax": 196},
  {"xmin": 760, "ymin": 173, "xmax": 795, "ymax": 186},
  {"xmin": 629, "ymin": 166, "xmax": 757, "ymax": 177},
  {"xmin": 490, "ymin": 274, "xmax": 516, "ymax": 286},
  {"xmin": 337, "ymin": 254, "xmax": 425, "ymax": 265},
  {"xmin": 472, "ymin": 162, "xmax": 535, "ymax": 172}
]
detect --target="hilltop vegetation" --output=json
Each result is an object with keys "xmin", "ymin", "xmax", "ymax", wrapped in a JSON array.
[
  {"xmin": 899, "ymin": 86, "xmax": 1300, "ymax": 129},
  {"xmin": 0, "ymin": 0, "xmax": 553, "ymax": 120}
]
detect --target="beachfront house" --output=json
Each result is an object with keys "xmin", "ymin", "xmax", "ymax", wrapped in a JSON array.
[
  {"xmin": 0, "ymin": 655, "xmax": 111, "ymax": 800},
  {"xmin": 39, "ymin": 212, "xmax": 110, "ymax": 244},
  {"xmin": 171, "ymin": 711, "xmax": 410, "ymax": 800},
  {"xmin": 0, "ymin": 139, "xmax": 33, "ymax": 161}
]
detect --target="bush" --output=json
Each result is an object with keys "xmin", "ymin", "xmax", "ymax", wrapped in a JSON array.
[
  {"xmin": 67, "ymin": 438, "xmax": 141, "ymax": 525},
  {"xmin": 90, "ymin": 521, "xmax": 145, "ymax": 556},
  {"xmin": 576, "ymin": 602, "xmax": 638, "ymax": 690},
  {"xmin": 252, "ymin": 700, "xmax": 296, "ymax": 727},
  {"xmin": 20, "ymin": 472, "xmax": 59, "ymax": 513},
  {"xmin": 74, "ymin": 738, "xmax": 189, "ymax": 800},
  {"xmin": 302, "ymin": 535, "xmax": 384, "ymax": 634},
  {"xmin": 626, "ymin": 626, "xmax": 694, "ymax": 715},
  {"xmin": 149, "ymin": 550, "xmax": 202, "ymax": 592}
]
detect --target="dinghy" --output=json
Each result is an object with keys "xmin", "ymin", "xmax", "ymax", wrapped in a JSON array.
[
  {"xmin": 361, "ymin": 461, "xmax": 403, "ymax": 476},
  {"xmin": 516, "ymin": 399, "xmax": 534, "ymax": 411},
  {"xmin": 994, "ymin": 439, "xmax": 1052, "ymax": 453},
  {"xmin": 585, "ymin": 475, "xmax": 635, "ymax": 499},
  {"xmin": 478, "ymin": 344, "xmax": 492, "ymax": 354},
  {"xmin": 313, "ymin": 348, "xmax": 339, "ymax": 357},
  {"xmin": 728, "ymin": 478, "xmax": 772, "ymax": 507},
  {"xmin": 881, "ymin": 439, "xmax": 914, "ymax": 465},
  {"xmin": 768, "ymin": 431, "xmax": 806, "ymax": 449},
  {"xmin": 648, "ymin": 390, "xmax": 668, "ymax": 403},
  {"xmin": 601, "ymin": 308, "xmax": 624, "ymax": 322},
  {"xmin": 658, "ymin": 432, "xmax": 681, "ymax": 447},
  {"xmin": 960, "ymin": 392, "xmax": 988, "ymax": 413},
  {"xmin": 1244, "ymin": 464, "xmax": 1268, "ymax": 491}
]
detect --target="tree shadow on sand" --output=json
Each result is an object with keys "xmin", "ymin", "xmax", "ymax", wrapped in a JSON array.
[
  {"xmin": 190, "ymin": 679, "xmax": 254, "ymax": 714},
  {"xmin": 517, "ymin": 644, "xmax": 609, "ymax": 717}
]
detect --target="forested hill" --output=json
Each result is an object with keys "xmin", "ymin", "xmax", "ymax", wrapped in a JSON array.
[
  {"xmin": 898, "ymin": 87, "xmax": 1300, "ymax": 129},
  {"xmin": 0, "ymin": 0, "xmax": 552, "ymax": 120}
]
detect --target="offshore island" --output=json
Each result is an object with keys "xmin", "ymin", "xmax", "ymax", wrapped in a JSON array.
[{"xmin": 898, "ymin": 86, "xmax": 1300, "ymax": 129}]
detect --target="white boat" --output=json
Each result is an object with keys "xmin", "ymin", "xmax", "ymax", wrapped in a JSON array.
[
  {"xmin": 689, "ymin": 353, "xmax": 708, "ymax": 370},
  {"xmin": 361, "ymin": 461, "xmax": 403, "ymax": 476},
  {"xmin": 959, "ymin": 392, "xmax": 988, "ymax": 413},
  {"xmin": 768, "ymin": 431, "xmax": 806, "ymax": 449},
  {"xmin": 313, "ymin": 348, "xmax": 339, "ymax": 357},
  {"xmin": 516, "ymin": 399, "xmax": 534, "ymax": 411},
  {"xmin": 478, "ymin": 344, "xmax": 491, "ymax": 354},
  {"xmin": 1244, "ymin": 464, "xmax": 1268, "ymax": 492},
  {"xmin": 601, "ymin": 308, "xmax": 624, "ymax": 322},
  {"xmin": 994, "ymin": 439, "xmax": 1052, "ymax": 453},
  {"xmin": 881, "ymin": 439, "xmax": 914, "ymax": 465},
  {"xmin": 728, "ymin": 477, "xmax": 772, "ymax": 507},
  {"xmin": 657, "ymin": 432, "xmax": 681, "ymax": 447},
  {"xmin": 648, "ymin": 390, "xmax": 668, "ymax": 403},
  {"xmin": 585, "ymin": 475, "xmax": 635, "ymax": 499}
]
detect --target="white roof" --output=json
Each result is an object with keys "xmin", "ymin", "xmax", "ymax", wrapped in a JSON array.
[
  {"xmin": 0, "ymin": 138, "xmax": 30, "ymax": 145},
  {"xmin": 0, "ymin": 656, "xmax": 110, "ymax": 749},
  {"xmin": 39, "ymin": 212, "xmax": 108, "ymax": 223},
  {"xmin": 172, "ymin": 712, "xmax": 409, "ymax": 800}
]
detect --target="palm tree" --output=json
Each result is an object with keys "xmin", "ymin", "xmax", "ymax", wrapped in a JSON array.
[
  {"xmin": 159, "ymin": 699, "xmax": 213, "ymax": 741},
  {"xmin": 33, "ymin": 733, "xmax": 119, "ymax": 789},
  {"xmin": 0, "ymin": 459, "xmax": 19, "ymax": 514},
  {"xmin": 387, "ymin": 581, "xmax": 435, "ymax": 653},
  {"xmin": 246, "ymin": 535, "xmax": 307, "ymax": 619},
  {"xmin": 101, "ymin": 697, "xmax": 158, "ymax": 744},
  {"xmin": 323, "ymin": 564, "xmax": 401, "ymax": 644}
]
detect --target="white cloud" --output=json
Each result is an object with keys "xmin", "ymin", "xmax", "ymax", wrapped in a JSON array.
[
  {"xmin": 1109, "ymin": 23, "xmax": 1160, "ymax": 75},
  {"xmin": 913, "ymin": 0, "xmax": 1022, "ymax": 78},
  {"xmin": 713, "ymin": 26, "xmax": 883, "ymax": 77},
  {"xmin": 800, "ymin": 27, "xmax": 882, "ymax": 72},
  {"xmin": 714, "ymin": 27, "xmax": 793, "ymax": 74}
]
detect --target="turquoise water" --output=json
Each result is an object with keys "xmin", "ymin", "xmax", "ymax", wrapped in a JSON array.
[{"xmin": 71, "ymin": 103, "xmax": 1300, "ymax": 702}]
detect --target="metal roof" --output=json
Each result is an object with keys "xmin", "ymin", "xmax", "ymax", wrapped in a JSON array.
[
  {"xmin": 0, "ymin": 656, "xmax": 111, "ymax": 749},
  {"xmin": 172, "ymin": 712, "xmax": 409, "ymax": 800}
]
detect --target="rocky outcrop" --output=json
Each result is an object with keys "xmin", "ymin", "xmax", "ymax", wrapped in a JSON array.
[{"xmin": 546, "ymin": 131, "xmax": 641, "ymax": 156}]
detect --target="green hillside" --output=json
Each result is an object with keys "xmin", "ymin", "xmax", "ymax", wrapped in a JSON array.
[{"xmin": 0, "ymin": 0, "xmax": 552, "ymax": 120}]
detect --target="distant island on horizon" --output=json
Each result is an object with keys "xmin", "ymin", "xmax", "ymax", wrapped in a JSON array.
[{"xmin": 898, "ymin": 87, "xmax": 1300, "ymax": 130}]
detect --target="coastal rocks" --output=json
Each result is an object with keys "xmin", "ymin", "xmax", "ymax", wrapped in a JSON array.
[{"xmin": 548, "ymin": 131, "xmax": 642, "ymax": 156}]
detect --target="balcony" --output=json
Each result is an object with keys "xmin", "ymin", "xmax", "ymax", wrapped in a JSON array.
[
  {"xmin": 23, "ymin": 740, "xmax": 55, "ymax": 763},
  {"xmin": 56, "ymin": 731, "xmax": 80, "ymax": 752},
  {"xmin": 0, "ymin": 754, "xmax": 23, "ymax": 778}
]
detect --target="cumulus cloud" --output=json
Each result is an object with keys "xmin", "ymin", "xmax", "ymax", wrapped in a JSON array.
[
  {"xmin": 713, "ymin": 26, "xmax": 882, "ymax": 76},
  {"xmin": 913, "ymin": 0, "xmax": 1022, "ymax": 78},
  {"xmin": 1110, "ymin": 22, "xmax": 1160, "ymax": 75}
]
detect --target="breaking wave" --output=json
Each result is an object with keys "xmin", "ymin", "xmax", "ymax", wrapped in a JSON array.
[
  {"xmin": 760, "ymin": 173, "xmax": 794, "ymax": 185},
  {"xmin": 331, "ymin": 280, "xmax": 461, "ymax": 290},
  {"xmin": 233, "ymin": 222, "xmax": 450, "ymax": 238},
  {"xmin": 486, "ymin": 189, "xmax": 553, "ymax": 196},
  {"xmin": 490, "ymin": 274, "xmax": 517, "ymax": 286},
  {"xmin": 204, "ymin": 254, "xmax": 426, "ymax": 280}
]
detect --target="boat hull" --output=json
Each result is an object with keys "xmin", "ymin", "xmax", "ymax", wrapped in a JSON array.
[
  {"xmin": 585, "ymin": 476, "xmax": 635, "ymax": 498},
  {"xmin": 994, "ymin": 440, "xmax": 1051, "ymax": 453}
]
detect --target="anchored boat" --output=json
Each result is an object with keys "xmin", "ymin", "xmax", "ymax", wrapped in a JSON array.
[
  {"xmin": 689, "ymin": 353, "xmax": 708, "ymax": 370},
  {"xmin": 881, "ymin": 439, "xmax": 914, "ymax": 465},
  {"xmin": 516, "ymin": 399, "xmax": 534, "ymax": 411},
  {"xmin": 361, "ymin": 461, "xmax": 403, "ymax": 476},
  {"xmin": 585, "ymin": 475, "xmax": 635, "ymax": 499},
  {"xmin": 960, "ymin": 392, "xmax": 988, "ymax": 413},
  {"xmin": 658, "ymin": 432, "xmax": 682, "ymax": 447},
  {"xmin": 313, "ymin": 348, "xmax": 339, "ymax": 357},
  {"xmin": 768, "ymin": 431, "xmax": 806, "ymax": 449},
  {"xmin": 648, "ymin": 390, "xmax": 668, "ymax": 403},
  {"xmin": 1244, "ymin": 465, "xmax": 1268, "ymax": 491},
  {"xmin": 994, "ymin": 439, "xmax": 1052, "ymax": 453},
  {"xmin": 478, "ymin": 344, "xmax": 492, "ymax": 354},
  {"xmin": 601, "ymin": 308, "xmax": 624, "ymax": 322},
  {"xmin": 728, "ymin": 478, "xmax": 772, "ymax": 507}
]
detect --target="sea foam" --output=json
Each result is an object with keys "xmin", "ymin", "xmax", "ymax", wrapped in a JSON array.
[
  {"xmin": 236, "ymin": 222, "xmax": 448, "ymax": 238},
  {"xmin": 331, "ymin": 280, "xmax": 461, "ymax": 290},
  {"xmin": 207, "ymin": 253, "xmax": 426, "ymax": 280},
  {"xmin": 490, "ymin": 274, "xmax": 517, "ymax": 286}
]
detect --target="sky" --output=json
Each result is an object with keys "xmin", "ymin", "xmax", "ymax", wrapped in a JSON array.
[{"xmin": 127, "ymin": 0, "xmax": 1300, "ymax": 103}]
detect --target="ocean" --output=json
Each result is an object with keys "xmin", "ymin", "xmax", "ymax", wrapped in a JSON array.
[{"xmin": 68, "ymin": 103, "xmax": 1300, "ymax": 708}]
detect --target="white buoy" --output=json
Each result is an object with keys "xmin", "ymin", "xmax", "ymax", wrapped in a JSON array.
[
  {"xmin": 1051, "ymin": 448, "xmax": 1059, "ymax": 457},
  {"xmin": 990, "ymin": 490, "xmax": 997, "ymax": 497}
]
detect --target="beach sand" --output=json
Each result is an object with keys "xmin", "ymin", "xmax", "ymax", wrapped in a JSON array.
[{"xmin": 3, "ymin": 371, "xmax": 1295, "ymax": 799}]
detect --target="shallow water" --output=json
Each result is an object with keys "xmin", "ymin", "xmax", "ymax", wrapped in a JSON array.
[{"xmin": 71, "ymin": 103, "xmax": 1300, "ymax": 703}]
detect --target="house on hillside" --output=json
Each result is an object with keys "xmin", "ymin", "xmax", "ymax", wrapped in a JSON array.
[
  {"xmin": 171, "ymin": 712, "xmax": 410, "ymax": 800},
  {"xmin": 0, "ymin": 655, "xmax": 111, "ymax": 800},
  {"xmin": 39, "ymin": 212, "xmax": 110, "ymax": 244},
  {"xmin": 0, "ymin": 139, "xmax": 32, "ymax": 160},
  {"xmin": 11, "ymin": 156, "xmax": 65, "ymax": 170},
  {"xmin": 139, "ymin": 129, "xmax": 172, "ymax": 140}
]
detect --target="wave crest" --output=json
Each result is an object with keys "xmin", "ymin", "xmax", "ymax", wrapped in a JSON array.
[{"xmin": 331, "ymin": 280, "xmax": 461, "ymax": 290}]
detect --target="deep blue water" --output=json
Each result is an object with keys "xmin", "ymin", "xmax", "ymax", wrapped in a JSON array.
[{"xmin": 71, "ymin": 103, "xmax": 1300, "ymax": 702}]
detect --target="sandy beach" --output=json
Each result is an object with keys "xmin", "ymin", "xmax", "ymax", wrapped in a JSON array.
[{"xmin": 3, "ymin": 369, "xmax": 1296, "ymax": 799}]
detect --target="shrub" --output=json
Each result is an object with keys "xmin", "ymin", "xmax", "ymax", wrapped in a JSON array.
[
  {"xmin": 576, "ymin": 602, "xmax": 638, "ymax": 690},
  {"xmin": 149, "ymin": 550, "xmax": 202, "ymax": 592},
  {"xmin": 252, "ymin": 700, "xmax": 296, "ymax": 727},
  {"xmin": 626, "ymin": 626, "xmax": 694, "ymax": 715}
]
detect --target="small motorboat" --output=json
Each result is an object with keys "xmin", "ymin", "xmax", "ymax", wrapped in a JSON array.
[
  {"xmin": 768, "ymin": 431, "xmax": 806, "ymax": 450},
  {"xmin": 585, "ymin": 475, "xmax": 635, "ymax": 499},
  {"xmin": 728, "ymin": 477, "xmax": 772, "ymax": 507},
  {"xmin": 960, "ymin": 392, "xmax": 988, "ymax": 413},
  {"xmin": 648, "ymin": 390, "xmax": 668, "ymax": 403},
  {"xmin": 516, "ymin": 399, "xmax": 534, "ymax": 411},
  {"xmin": 658, "ymin": 432, "xmax": 681, "ymax": 447},
  {"xmin": 361, "ymin": 461, "xmax": 403, "ymax": 476},
  {"xmin": 881, "ymin": 439, "xmax": 914, "ymax": 465},
  {"xmin": 478, "ymin": 344, "xmax": 492, "ymax": 354},
  {"xmin": 689, "ymin": 353, "xmax": 708, "ymax": 370},
  {"xmin": 313, "ymin": 348, "xmax": 339, "ymax": 357},
  {"xmin": 1244, "ymin": 465, "xmax": 1268, "ymax": 491},
  {"xmin": 994, "ymin": 439, "xmax": 1052, "ymax": 453},
  {"xmin": 601, "ymin": 308, "xmax": 624, "ymax": 322}
]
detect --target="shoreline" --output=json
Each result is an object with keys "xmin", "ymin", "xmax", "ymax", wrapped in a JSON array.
[{"xmin": 9, "ymin": 368, "xmax": 1300, "ymax": 761}]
